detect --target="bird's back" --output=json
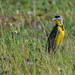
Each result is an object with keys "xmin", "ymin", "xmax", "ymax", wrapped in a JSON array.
[{"xmin": 47, "ymin": 24, "xmax": 58, "ymax": 53}]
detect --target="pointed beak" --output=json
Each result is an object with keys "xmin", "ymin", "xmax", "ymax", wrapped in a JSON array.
[{"xmin": 52, "ymin": 18, "xmax": 56, "ymax": 21}]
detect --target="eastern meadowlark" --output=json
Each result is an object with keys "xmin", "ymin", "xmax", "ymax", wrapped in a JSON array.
[{"xmin": 46, "ymin": 14, "xmax": 65, "ymax": 54}]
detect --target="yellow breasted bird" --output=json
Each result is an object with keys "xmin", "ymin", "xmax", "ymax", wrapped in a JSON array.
[{"xmin": 46, "ymin": 14, "xmax": 65, "ymax": 54}]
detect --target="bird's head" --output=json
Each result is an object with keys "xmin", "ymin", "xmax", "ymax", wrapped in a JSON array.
[{"xmin": 52, "ymin": 14, "xmax": 63, "ymax": 25}]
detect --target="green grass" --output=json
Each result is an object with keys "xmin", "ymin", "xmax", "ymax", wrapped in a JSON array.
[{"xmin": 0, "ymin": 0, "xmax": 75, "ymax": 75}]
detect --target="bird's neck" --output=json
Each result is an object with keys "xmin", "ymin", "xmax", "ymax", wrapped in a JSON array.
[{"xmin": 56, "ymin": 20, "xmax": 63, "ymax": 25}]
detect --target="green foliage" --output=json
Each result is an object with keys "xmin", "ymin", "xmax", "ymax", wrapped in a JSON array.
[{"xmin": 0, "ymin": 0, "xmax": 75, "ymax": 75}]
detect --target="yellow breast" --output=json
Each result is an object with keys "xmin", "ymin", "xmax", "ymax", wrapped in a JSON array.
[{"xmin": 55, "ymin": 26, "xmax": 65, "ymax": 46}]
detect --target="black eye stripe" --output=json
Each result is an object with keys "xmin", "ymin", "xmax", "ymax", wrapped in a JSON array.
[{"xmin": 55, "ymin": 16, "xmax": 60, "ymax": 18}]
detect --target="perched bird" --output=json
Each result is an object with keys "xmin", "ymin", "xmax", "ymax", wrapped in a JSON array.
[{"xmin": 46, "ymin": 14, "xmax": 65, "ymax": 54}]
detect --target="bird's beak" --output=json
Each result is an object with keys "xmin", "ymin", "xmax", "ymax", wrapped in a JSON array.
[
  {"xmin": 52, "ymin": 14, "xmax": 56, "ymax": 21},
  {"xmin": 52, "ymin": 18, "xmax": 56, "ymax": 21}
]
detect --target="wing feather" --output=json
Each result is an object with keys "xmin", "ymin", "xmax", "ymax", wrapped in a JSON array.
[{"xmin": 47, "ymin": 25, "xmax": 58, "ymax": 53}]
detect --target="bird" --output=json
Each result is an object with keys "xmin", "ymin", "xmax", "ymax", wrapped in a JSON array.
[{"xmin": 46, "ymin": 14, "xmax": 65, "ymax": 54}]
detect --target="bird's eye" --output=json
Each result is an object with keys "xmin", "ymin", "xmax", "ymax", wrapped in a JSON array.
[{"xmin": 55, "ymin": 16, "xmax": 60, "ymax": 18}]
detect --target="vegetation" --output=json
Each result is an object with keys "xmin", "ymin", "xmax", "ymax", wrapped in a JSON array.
[{"xmin": 0, "ymin": 0, "xmax": 75, "ymax": 75}]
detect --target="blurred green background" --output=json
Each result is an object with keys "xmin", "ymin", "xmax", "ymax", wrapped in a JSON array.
[{"xmin": 0, "ymin": 0, "xmax": 75, "ymax": 75}]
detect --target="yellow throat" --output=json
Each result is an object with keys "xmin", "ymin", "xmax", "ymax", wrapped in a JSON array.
[{"xmin": 56, "ymin": 19, "xmax": 62, "ymax": 25}]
